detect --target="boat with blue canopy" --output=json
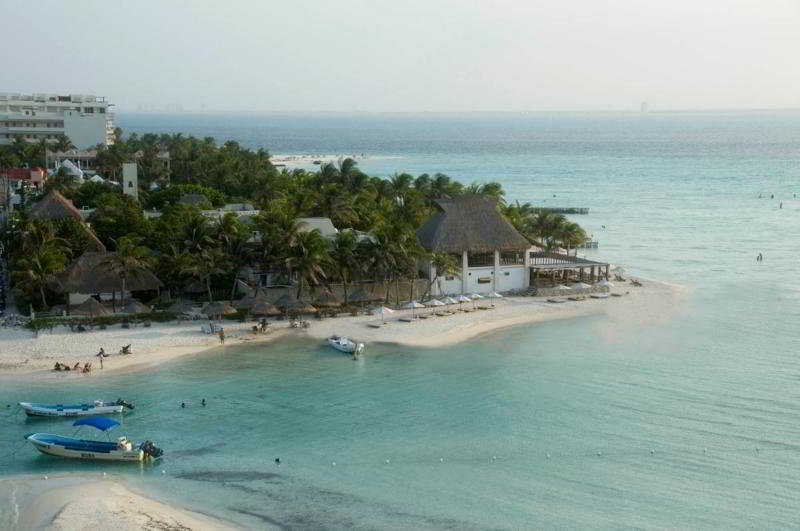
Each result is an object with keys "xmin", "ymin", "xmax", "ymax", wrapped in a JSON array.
[
  {"xmin": 19, "ymin": 398, "xmax": 134, "ymax": 417},
  {"xmin": 25, "ymin": 417, "xmax": 162, "ymax": 462}
]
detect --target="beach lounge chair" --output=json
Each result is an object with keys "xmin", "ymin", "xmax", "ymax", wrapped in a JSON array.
[
  {"xmin": 367, "ymin": 323, "xmax": 382, "ymax": 328},
  {"xmin": 547, "ymin": 298, "xmax": 566, "ymax": 303},
  {"xmin": 399, "ymin": 317, "xmax": 415, "ymax": 322},
  {"xmin": 610, "ymin": 293, "xmax": 623, "ymax": 297}
]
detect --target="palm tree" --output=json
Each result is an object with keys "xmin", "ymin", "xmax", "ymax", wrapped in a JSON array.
[
  {"xmin": 421, "ymin": 252, "xmax": 460, "ymax": 300},
  {"xmin": 12, "ymin": 243, "xmax": 67, "ymax": 308},
  {"xmin": 98, "ymin": 236, "xmax": 153, "ymax": 311},
  {"xmin": 52, "ymin": 135, "xmax": 75, "ymax": 154},
  {"xmin": 285, "ymin": 229, "xmax": 330, "ymax": 299},
  {"xmin": 330, "ymin": 231, "xmax": 360, "ymax": 304},
  {"xmin": 555, "ymin": 221, "xmax": 587, "ymax": 255},
  {"xmin": 184, "ymin": 248, "xmax": 227, "ymax": 302}
]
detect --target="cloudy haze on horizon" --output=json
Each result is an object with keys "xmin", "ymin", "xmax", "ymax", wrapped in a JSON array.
[{"xmin": 4, "ymin": 0, "xmax": 800, "ymax": 113}]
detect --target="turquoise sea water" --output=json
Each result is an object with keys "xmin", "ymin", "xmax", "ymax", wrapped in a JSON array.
[{"xmin": 2, "ymin": 112, "xmax": 800, "ymax": 528}]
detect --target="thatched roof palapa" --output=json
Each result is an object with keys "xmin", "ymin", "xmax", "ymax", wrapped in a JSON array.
[
  {"xmin": 348, "ymin": 288, "xmax": 375, "ymax": 303},
  {"xmin": 235, "ymin": 288, "xmax": 270, "ymax": 310},
  {"xmin": 56, "ymin": 252, "xmax": 163, "ymax": 294},
  {"xmin": 28, "ymin": 191, "xmax": 106, "ymax": 252},
  {"xmin": 203, "ymin": 302, "xmax": 236, "ymax": 316},
  {"xmin": 250, "ymin": 301, "xmax": 281, "ymax": 316},
  {"xmin": 313, "ymin": 292, "xmax": 341, "ymax": 307},
  {"xmin": 71, "ymin": 297, "xmax": 111, "ymax": 317},
  {"xmin": 416, "ymin": 195, "xmax": 530, "ymax": 253},
  {"xmin": 122, "ymin": 300, "xmax": 151, "ymax": 314},
  {"xmin": 29, "ymin": 190, "xmax": 83, "ymax": 221}
]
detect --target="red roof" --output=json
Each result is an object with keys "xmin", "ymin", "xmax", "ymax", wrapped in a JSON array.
[{"xmin": 1, "ymin": 168, "xmax": 44, "ymax": 180}]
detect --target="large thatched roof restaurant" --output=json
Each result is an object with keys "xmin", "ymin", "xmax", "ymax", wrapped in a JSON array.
[
  {"xmin": 417, "ymin": 195, "xmax": 610, "ymax": 295},
  {"xmin": 55, "ymin": 251, "xmax": 162, "ymax": 306}
]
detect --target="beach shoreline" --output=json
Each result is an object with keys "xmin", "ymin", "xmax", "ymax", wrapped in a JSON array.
[
  {"xmin": 0, "ymin": 278, "xmax": 685, "ymax": 381},
  {"xmin": 0, "ymin": 473, "xmax": 241, "ymax": 530}
]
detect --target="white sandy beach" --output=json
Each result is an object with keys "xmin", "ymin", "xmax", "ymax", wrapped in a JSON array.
[
  {"xmin": 1, "ymin": 474, "xmax": 239, "ymax": 530},
  {"xmin": 0, "ymin": 279, "xmax": 684, "ymax": 380}
]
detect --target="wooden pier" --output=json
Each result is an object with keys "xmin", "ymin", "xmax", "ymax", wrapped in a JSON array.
[
  {"xmin": 577, "ymin": 240, "xmax": 599, "ymax": 249},
  {"xmin": 532, "ymin": 207, "xmax": 590, "ymax": 215}
]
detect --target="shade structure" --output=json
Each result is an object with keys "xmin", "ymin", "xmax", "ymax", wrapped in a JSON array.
[
  {"xmin": 371, "ymin": 305, "xmax": 394, "ymax": 324},
  {"xmin": 348, "ymin": 288, "xmax": 374, "ymax": 304},
  {"xmin": 426, "ymin": 299, "xmax": 446, "ymax": 307},
  {"xmin": 286, "ymin": 300, "xmax": 318, "ymax": 314},
  {"xmin": 203, "ymin": 302, "xmax": 236, "ymax": 317},
  {"xmin": 314, "ymin": 292, "xmax": 342, "ymax": 307},
  {"xmin": 235, "ymin": 288, "xmax": 270, "ymax": 310},
  {"xmin": 273, "ymin": 293, "xmax": 298, "ymax": 310},
  {"xmin": 457, "ymin": 295, "xmax": 472, "ymax": 303},
  {"xmin": 469, "ymin": 293, "xmax": 484, "ymax": 300},
  {"xmin": 402, "ymin": 300, "xmax": 425, "ymax": 318},
  {"xmin": 167, "ymin": 300, "xmax": 196, "ymax": 314},
  {"xmin": 122, "ymin": 300, "xmax": 151, "ymax": 314},
  {"xmin": 597, "ymin": 279, "xmax": 614, "ymax": 287},
  {"xmin": 73, "ymin": 417, "xmax": 119, "ymax": 431},
  {"xmin": 489, "ymin": 292, "xmax": 503, "ymax": 298},
  {"xmin": 572, "ymin": 282, "xmax": 592, "ymax": 289},
  {"xmin": 442, "ymin": 297, "xmax": 458, "ymax": 305},
  {"xmin": 71, "ymin": 297, "xmax": 111, "ymax": 317},
  {"xmin": 250, "ymin": 301, "xmax": 281, "ymax": 316},
  {"xmin": 554, "ymin": 285, "xmax": 572, "ymax": 291}
]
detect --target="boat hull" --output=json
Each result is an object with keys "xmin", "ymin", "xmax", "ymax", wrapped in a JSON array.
[
  {"xmin": 26, "ymin": 434, "xmax": 145, "ymax": 462},
  {"xmin": 327, "ymin": 337, "xmax": 362, "ymax": 353},
  {"xmin": 19, "ymin": 402, "xmax": 124, "ymax": 417}
]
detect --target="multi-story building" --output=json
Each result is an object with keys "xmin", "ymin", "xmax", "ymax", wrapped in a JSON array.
[{"xmin": 0, "ymin": 92, "xmax": 115, "ymax": 149}]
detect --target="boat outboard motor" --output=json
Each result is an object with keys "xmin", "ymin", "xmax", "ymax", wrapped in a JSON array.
[
  {"xmin": 140, "ymin": 440, "xmax": 163, "ymax": 459},
  {"xmin": 116, "ymin": 398, "xmax": 134, "ymax": 410}
]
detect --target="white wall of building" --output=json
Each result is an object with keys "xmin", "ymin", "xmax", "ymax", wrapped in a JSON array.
[{"xmin": 63, "ymin": 111, "xmax": 108, "ymax": 149}]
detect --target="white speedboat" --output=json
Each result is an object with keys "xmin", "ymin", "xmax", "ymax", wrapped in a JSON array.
[
  {"xmin": 327, "ymin": 336, "xmax": 365, "ymax": 354},
  {"xmin": 19, "ymin": 399, "xmax": 134, "ymax": 417},
  {"xmin": 26, "ymin": 417, "xmax": 162, "ymax": 462}
]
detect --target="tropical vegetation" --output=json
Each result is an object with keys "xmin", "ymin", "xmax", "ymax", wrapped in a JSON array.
[{"xmin": 1, "ymin": 132, "xmax": 586, "ymax": 312}]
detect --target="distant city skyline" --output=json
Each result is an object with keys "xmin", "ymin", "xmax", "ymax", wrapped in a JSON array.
[{"xmin": 5, "ymin": 0, "xmax": 800, "ymax": 113}]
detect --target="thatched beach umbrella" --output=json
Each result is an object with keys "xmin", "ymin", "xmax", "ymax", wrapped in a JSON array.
[
  {"xmin": 426, "ymin": 298, "xmax": 445, "ymax": 315},
  {"xmin": 286, "ymin": 300, "xmax": 318, "ymax": 315},
  {"xmin": 203, "ymin": 302, "xmax": 236, "ymax": 318},
  {"xmin": 251, "ymin": 301, "xmax": 281, "ymax": 317},
  {"xmin": 122, "ymin": 300, "xmax": 151, "ymax": 314},
  {"xmin": 456, "ymin": 294, "xmax": 471, "ymax": 311},
  {"xmin": 572, "ymin": 282, "xmax": 592, "ymax": 290},
  {"xmin": 348, "ymin": 288, "xmax": 375, "ymax": 308},
  {"xmin": 168, "ymin": 300, "xmax": 196, "ymax": 314},
  {"xmin": 72, "ymin": 297, "xmax": 111, "ymax": 317},
  {"xmin": 273, "ymin": 293, "xmax": 298, "ymax": 311},
  {"xmin": 314, "ymin": 292, "xmax": 342, "ymax": 308},
  {"xmin": 235, "ymin": 288, "xmax": 270, "ymax": 310}
]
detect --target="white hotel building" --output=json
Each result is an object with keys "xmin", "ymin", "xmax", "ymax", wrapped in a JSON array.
[{"xmin": 0, "ymin": 92, "xmax": 115, "ymax": 149}]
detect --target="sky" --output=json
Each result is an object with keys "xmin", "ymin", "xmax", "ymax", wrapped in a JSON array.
[{"xmin": 3, "ymin": 0, "xmax": 800, "ymax": 112}]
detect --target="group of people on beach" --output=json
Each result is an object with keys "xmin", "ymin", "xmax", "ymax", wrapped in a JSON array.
[{"xmin": 53, "ymin": 361, "xmax": 92, "ymax": 373}]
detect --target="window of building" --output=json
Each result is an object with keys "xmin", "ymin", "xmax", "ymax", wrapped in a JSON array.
[
  {"xmin": 500, "ymin": 250, "xmax": 525, "ymax": 266},
  {"xmin": 468, "ymin": 252, "xmax": 494, "ymax": 267},
  {"xmin": 128, "ymin": 181, "xmax": 133, "ymax": 188}
]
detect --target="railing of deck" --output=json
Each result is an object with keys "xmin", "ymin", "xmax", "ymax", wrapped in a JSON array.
[{"xmin": 528, "ymin": 252, "xmax": 581, "ymax": 265}]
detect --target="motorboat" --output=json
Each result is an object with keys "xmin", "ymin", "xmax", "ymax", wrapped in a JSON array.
[
  {"xmin": 26, "ymin": 417, "xmax": 162, "ymax": 462},
  {"xmin": 327, "ymin": 336, "xmax": 365, "ymax": 354},
  {"xmin": 19, "ymin": 399, "xmax": 134, "ymax": 417}
]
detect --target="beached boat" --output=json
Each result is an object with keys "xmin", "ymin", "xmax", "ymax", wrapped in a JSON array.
[
  {"xmin": 327, "ymin": 336, "xmax": 365, "ymax": 354},
  {"xmin": 26, "ymin": 417, "xmax": 162, "ymax": 462},
  {"xmin": 19, "ymin": 399, "xmax": 134, "ymax": 417}
]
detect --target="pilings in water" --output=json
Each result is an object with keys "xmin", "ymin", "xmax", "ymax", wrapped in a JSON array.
[{"xmin": 532, "ymin": 207, "xmax": 590, "ymax": 215}]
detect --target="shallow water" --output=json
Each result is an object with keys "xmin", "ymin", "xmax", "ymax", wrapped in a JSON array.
[{"xmin": 1, "ymin": 112, "xmax": 799, "ymax": 528}]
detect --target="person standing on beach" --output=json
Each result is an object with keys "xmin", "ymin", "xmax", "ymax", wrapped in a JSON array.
[
  {"xmin": 218, "ymin": 328, "xmax": 225, "ymax": 344},
  {"xmin": 756, "ymin": 253, "xmax": 763, "ymax": 262}
]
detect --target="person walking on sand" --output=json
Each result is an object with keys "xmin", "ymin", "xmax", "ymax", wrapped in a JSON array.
[
  {"xmin": 218, "ymin": 328, "xmax": 225, "ymax": 345},
  {"xmin": 757, "ymin": 252, "xmax": 763, "ymax": 262}
]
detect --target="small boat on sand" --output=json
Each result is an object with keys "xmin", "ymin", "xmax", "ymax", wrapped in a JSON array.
[
  {"xmin": 19, "ymin": 399, "xmax": 134, "ymax": 417},
  {"xmin": 26, "ymin": 417, "xmax": 162, "ymax": 462},
  {"xmin": 327, "ymin": 336, "xmax": 365, "ymax": 354}
]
